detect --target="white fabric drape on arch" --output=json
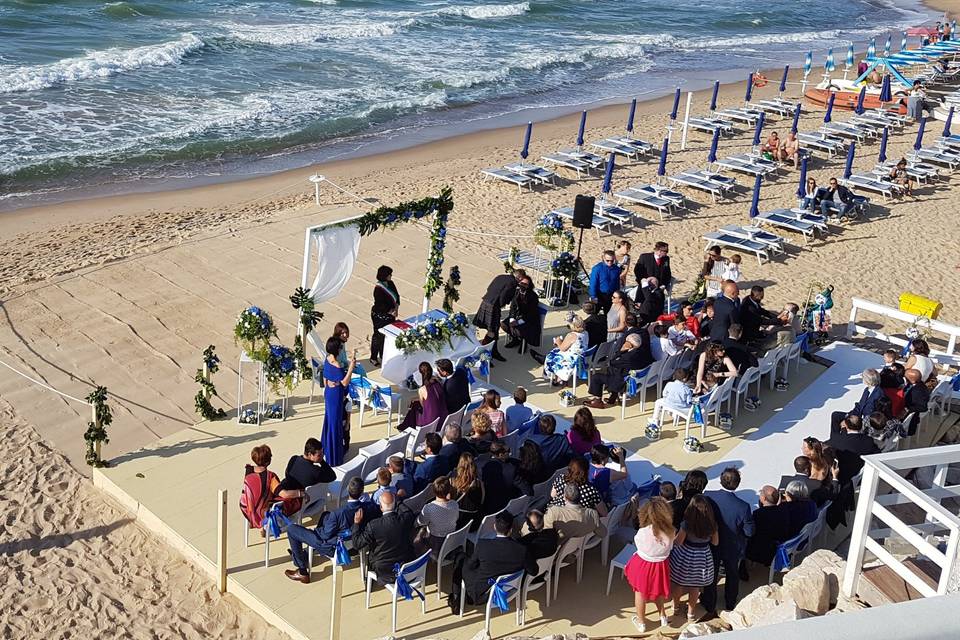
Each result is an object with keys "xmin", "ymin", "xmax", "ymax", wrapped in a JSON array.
[{"xmin": 308, "ymin": 225, "xmax": 362, "ymax": 304}]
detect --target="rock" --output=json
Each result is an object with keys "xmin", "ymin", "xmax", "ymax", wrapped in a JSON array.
[
  {"xmin": 828, "ymin": 595, "xmax": 868, "ymax": 614},
  {"xmin": 679, "ymin": 618, "xmax": 732, "ymax": 637},
  {"xmin": 720, "ymin": 584, "xmax": 783, "ymax": 629},
  {"xmin": 751, "ymin": 599, "xmax": 813, "ymax": 627},
  {"xmin": 799, "ymin": 549, "xmax": 846, "ymax": 605},
  {"xmin": 782, "ymin": 566, "xmax": 830, "ymax": 614}
]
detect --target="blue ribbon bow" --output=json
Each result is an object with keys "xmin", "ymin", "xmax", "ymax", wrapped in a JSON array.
[
  {"xmin": 773, "ymin": 544, "xmax": 791, "ymax": 572},
  {"xmin": 393, "ymin": 557, "xmax": 428, "ymax": 601},
  {"xmin": 478, "ymin": 359, "xmax": 490, "ymax": 377},
  {"xmin": 334, "ymin": 532, "xmax": 352, "ymax": 567},
  {"xmin": 626, "ymin": 375, "xmax": 639, "ymax": 397},
  {"xmin": 901, "ymin": 342, "xmax": 911, "ymax": 357},
  {"xmin": 370, "ymin": 386, "xmax": 388, "ymax": 411},
  {"xmin": 951, "ymin": 373, "xmax": 960, "ymax": 392},
  {"xmin": 692, "ymin": 401, "xmax": 705, "ymax": 425},
  {"xmin": 488, "ymin": 573, "xmax": 521, "ymax": 612},
  {"xmin": 465, "ymin": 367, "xmax": 477, "ymax": 385},
  {"xmin": 264, "ymin": 503, "xmax": 291, "ymax": 539}
]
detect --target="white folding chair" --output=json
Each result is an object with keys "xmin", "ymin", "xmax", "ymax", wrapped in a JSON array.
[
  {"xmin": 435, "ymin": 522, "xmax": 471, "ymax": 600},
  {"xmin": 366, "ymin": 550, "xmax": 431, "ymax": 633},
  {"xmin": 406, "ymin": 417, "xmax": 440, "ymax": 459},
  {"xmin": 606, "ymin": 543, "xmax": 637, "ymax": 595},
  {"xmin": 552, "ymin": 535, "xmax": 587, "ymax": 599},
  {"xmin": 756, "ymin": 346, "xmax": 786, "ymax": 393},
  {"xmin": 358, "ymin": 439, "xmax": 391, "ymax": 485},
  {"xmin": 460, "ymin": 570, "xmax": 525, "ymax": 633},
  {"xmin": 621, "ymin": 359, "xmax": 666, "ymax": 419},
  {"xmin": 779, "ymin": 338, "xmax": 804, "ymax": 380},
  {"xmin": 502, "ymin": 429, "xmax": 521, "ymax": 458},
  {"xmin": 446, "ymin": 404, "xmax": 467, "ymax": 430},
  {"xmin": 657, "ymin": 353, "xmax": 682, "ymax": 396},
  {"xmin": 403, "ymin": 485, "xmax": 435, "ymax": 515},
  {"xmin": 467, "ymin": 511, "xmax": 502, "ymax": 546},
  {"xmin": 654, "ymin": 398, "xmax": 696, "ymax": 437},
  {"xmin": 731, "ymin": 366, "xmax": 761, "ymax": 416},
  {"xmin": 533, "ymin": 468, "xmax": 565, "ymax": 500},
  {"xmin": 597, "ymin": 500, "xmax": 632, "ymax": 565},
  {"xmin": 703, "ymin": 376, "xmax": 736, "ymax": 426},
  {"xmin": 328, "ymin": 455, "xmax": 366, "ymax": 509},
  {"xmin": 521, "ymin": 550, "xmax": 558, "ymax": 615}
]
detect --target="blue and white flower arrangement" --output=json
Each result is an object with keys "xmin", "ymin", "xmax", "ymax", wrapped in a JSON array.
[
  {"xmin": 683, "ymin": 435, "xmax": 702, "ymax": 453},
  {"xmin": 264, "ymin": 344, "xmax": 297, "ymax": 394},
  {"xmin": 558, "ymin": 389, "xmax": 575, "ymax": 407},
  {"xmin": 239, "ymin": 408, "xmax": 259, "ymax": 424},
  {"xmin": 534, "ymin": 214, "xmax": 575, "ymax": 252},
  {"xmin": 394, "ymin": 311, "xmax": 470, "ymax": 354},
  {"xmin": 551, "ymin": 251, "xmax": 579, "ymax": 280},
  {"xmin": 265, "ymin": 402, "xmax": 285, "ymax": 420},
  {"xmin": 234, "ymin": 306, "xmax": 277, "ymax": 362},
  {"xmin": 645, "ymin": 422, "xmax": 661, "ymax": 441}
]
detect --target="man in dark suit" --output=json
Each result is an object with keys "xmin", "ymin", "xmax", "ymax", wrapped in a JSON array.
[
  {"xmin": 438, "ymin": 424, "xmax": 475, "ymax": 471},
  {"xmin": 745, "ymin": 485, "xmax": 788, "ymax": 567},
  {"xmin": 277, "ymin": 438, "xmax": 337, "ymax": 499},
  {"xmin": 777, "ymin": 456, "xmax": 821, "ymax": 496},
  {"xmin": 436, "ymin": 358, "xmax": 471, "ymax": 415},
  {"xmin": 413, "ymin": 433, "xmax": 448, "ymax": 492},
  {"xmin": 722, "ymin": 324, "xmax": 759, "ymax": 375},
  {"xmin": 284, "ymin": 477, "xmax": 382, "ymax": 583},
  {"xmin": 830, "ymin": 368, "xmax": 885, "ymax": 432},
  {"xmin": 474, "ymin": 269, "xmax": 525, "ymax": 361},
  {"xmin": 827, "ymin": 413, "xmax": 879, "ymax": 483},
  {"xmin": 582, "ymin": 301, "xmax": 608, "ymax": 349},
  {"xmin": 519, "ymin": 509, "xmax": 560, "ymax": 560},
  {"xmin": 739, "ymin": 286, "xmax": 783, "ymax": 347},
  {"xmin": 448, "ymin": 512, "xmax": 538, "ymax": 613},
  {"xmin": 634, "ymin": 241, "xmax": 672, "ymax": 304},
  {"xmin": 636, "ymin": 278, "xmax": 666, "ymax": 325},
  {"xmin": 585, "ymin": 333, "xmax": 652, "ymax": 407},
  {"xmin": 479, "ymin": 442, "xmax": 523, "ymax": 513},
  {"xmin": 709, "ymin": 281, "xmax": 741, "ymax": 342},
  {"xmin": 502, "ymin": 276, "xmax": 542, "ymax": 351},
  {"xmin": 702, "ymin": 467, "xmax": 755, "ymax": 613},
  {"xmin": 351, "ymin": 492, "xmax": 416, "ymax": 584},
  {"xmin": 524, "ymin": 414, "xmax": 573, "ymax": 472}
]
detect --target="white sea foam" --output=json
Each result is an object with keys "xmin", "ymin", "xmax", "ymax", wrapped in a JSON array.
[
  {"xmin": 0, "ymin": 33, "xmax": 204, "ymax": 94},
  {"xmin": 304, "ymin": 0, "xmax": 338, "ymax": 4},
  {"xmin": 436, "ymin": 2, "xmax": 530, "ymax": 19},
  {"xmin": 225, "ymin": 19, "xmax": 414, "ymax": 45}
]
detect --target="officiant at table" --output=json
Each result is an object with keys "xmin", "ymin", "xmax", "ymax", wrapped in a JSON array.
[{"xmin": 370, "ymin": 265, "xmax": 400, "ymax": 367}]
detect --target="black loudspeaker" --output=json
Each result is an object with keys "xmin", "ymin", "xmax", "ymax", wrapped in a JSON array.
[{"xmin": 572, "ymin": 195, "xmax": 595, "ymax": 229}]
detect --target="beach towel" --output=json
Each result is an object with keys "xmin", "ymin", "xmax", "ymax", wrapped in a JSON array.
[{"xmin": 240, "ymin": 468, "xmax": 282, "ymax": 529}]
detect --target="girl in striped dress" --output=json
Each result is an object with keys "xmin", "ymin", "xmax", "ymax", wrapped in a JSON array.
[{"xmin": 669, "ymin": 495, "xmax": 718, "ymax": 623}]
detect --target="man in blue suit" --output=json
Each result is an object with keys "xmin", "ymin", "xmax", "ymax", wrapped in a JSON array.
[
  {"xmin": 413, "ymin": 432, "xmax": 447, "ymax": 492},
  {"xmin": 830, "ymin": 368, "xmax": 884, "ymax": 432},
  {"xmin": 284, "ymin": 477, "xmax": 381, "ymax": 583},
  {"xmin": 523, "ymin": 414, "xmax": 573, "ymax": 473},
  {"xmin": 702, "ymin": 467, "xmax": 755, "ymax": 613}
]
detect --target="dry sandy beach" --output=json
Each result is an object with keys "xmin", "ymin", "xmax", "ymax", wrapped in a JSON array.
[{"xmin": 3, "ymin": 4, "xmax": 960, "ymax": 636}]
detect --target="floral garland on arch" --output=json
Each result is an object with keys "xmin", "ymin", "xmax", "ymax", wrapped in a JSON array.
[
  {"xmin": 336, "ymin": 187, "xmax": 454, "ymax": 299},
  {"xmin": 533, "ymin": 213, "xmax": 575, "ymax": 252},
  {"xmin": 195, "ymin": 345, "xmax": 227, "ymax": 421},
  {"xmin": 442, "ymin": 266, "xmax": 461, "ymax": 313},
  {"xmin": 394, "ymin": 312, "xmax": 470, "ymax": 354}
]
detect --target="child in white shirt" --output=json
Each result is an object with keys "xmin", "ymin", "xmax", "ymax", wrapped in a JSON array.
[
  {"xmin": 660, "ymin": 367, "xmax": 694, "ymax": 411},
  {"xmin": 722, "ymin": 253, "xmax": 742, "ymax": 283},
  {"xmin": 667, "ymin": 317, "xmax": 696, "ymax": 351}
]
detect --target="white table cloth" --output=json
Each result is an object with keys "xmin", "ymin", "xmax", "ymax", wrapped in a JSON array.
[{"xmin": 379, "ymin": 309, "xmax": 480, "ymax": 385}]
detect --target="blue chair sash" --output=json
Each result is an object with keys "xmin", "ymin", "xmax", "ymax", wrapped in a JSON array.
[
  {"xmin": 393, "ymin": 554, "xmax": 429, "ymax": 601},
  {"xmin": 478, "ymin": 358, "xmax": 490, "ymax": 377},
  {"xmin": 264, "ymin": 503, "xmax": 291, "ymax": 539},
  {"xmin": 334, "ymin": 531, "xmax": 352, "ymax": 566},
  {"xmin": 796, "ymin": 331, "xmax": 810, "ymax": 353},
  {"xmin": 951, "ymin": 372, "xmax": 960, "ymax": 392},
  {"xmin": 772, "ymin": 543, "xmax": 791, "ymax": 572},
  {"xmin": 488, "ymin": 571, "xmax": 522, "ymax": 612},
  {"xmin": 465, "ymin": 367, "xmax": 477, "ymax": 385},
  {"xmin": 624, "ymin": 367, "xmax": 649, "ymax": 397},
  {"xmin": 692, "ymin": 403, "xmax": 705, "ymax": 425}
]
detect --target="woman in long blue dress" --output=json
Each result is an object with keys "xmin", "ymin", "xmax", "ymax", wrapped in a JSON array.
[{"xmin": 322, "ymin": 336, "xmax": 355, "ymax": 467}]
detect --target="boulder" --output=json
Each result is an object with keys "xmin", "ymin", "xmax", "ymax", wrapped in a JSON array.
[
  {"xmin": 799, "ymin": 549, "xmax": 845, "ymax": 605},
  {"xmin": 751, "ymin": 599, "xmax": 813, "ymax": 627},
  {"xmin": 678, "ymin": 618, "xmax": 733, "ymax": 638},
  {"xmin": 720, "ymin": 584, "xmax": 783, "ymax": 629},
  {"xmin": 782, "ymin": 566, "xmax": 830, "ymax": 614},
  {"xmin": 827, "ymin": 595, "xmax": 869, "ymax": 615}
]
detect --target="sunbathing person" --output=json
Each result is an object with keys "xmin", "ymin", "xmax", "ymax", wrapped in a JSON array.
[
  {"xmin": 781, "ymin": 132, "xmax": 801, "ymax": 168},
  {"xmin": 761, "ymin": 132, "xmax": 781, "ymax": 160},
  {"xmin": 888, "ymin": 158, "xmax": 913, "ymax": 197}
]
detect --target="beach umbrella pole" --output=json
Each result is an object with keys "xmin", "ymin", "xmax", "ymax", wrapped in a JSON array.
[{"xmin": 680, "ymin": 92, "xmax": 693, "ymax": 150}]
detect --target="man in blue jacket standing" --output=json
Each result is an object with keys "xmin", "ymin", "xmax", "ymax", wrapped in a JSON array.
[
  {"xmin": 702, "ymin": 467, "xmax": 755, "ymax": 614},
  {"xmin": 589, "ymin": 250, "xmax": 622, "ymax": 314}
]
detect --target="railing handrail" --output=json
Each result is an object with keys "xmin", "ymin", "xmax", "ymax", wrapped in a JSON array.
[
  {"xmin": 847, "ymin": 296, "xmax": 960, "ymax": 357},
  {"xmin": 869, "ymin": 461, "xmax": 960, "ymax": 531}
]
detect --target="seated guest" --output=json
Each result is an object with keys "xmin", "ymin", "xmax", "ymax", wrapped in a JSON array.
[
  {"xmin": 437, "ymin": 358, "xmax": 470, "ymax": 415},
  {"xmin": 505, "ymin": 386, "xmax": 534, "ymax": 431},
  {"xmin": 657, "ymin": 303, "xmax": 701, "ymax": 338},
  {"xmin": 502, "ymin": 275, "xmax": 542, "ymax": 352},
  {"xmin": 548, "ymin": 457, "xmax": 608, "ymax": 516},
  {"xmin": 904, "ymin": 339, "xmax": 936, "ymax": 384},
  {"xmin": 879, "ymin": 367, "xmax": 906, "ymax": 418},
  {"xmin": 668, "ymin": 316, "xmax": 698, "ymax": 352},
  {"xmin": 739, "ymin": 286, "xmax": 785, "ymax": 347},
  {"xmin": 285, "ymin": 477, "xmax": 382, "ymax": 583},
  {"xmin": 278, "ymin": 438, "xmax": 337, "ymax": 508},
  {"xmin": 820, "ymin": 177, "xmax": 855, "ymax": 219},
  {"xmin": 777, "ymin": 456, "xmax": 821, "ymax": 495},
  {"xmin": 697, "ymin": 299, "xmax": 716, "ymax": 340},
  {"xmin": 532, "ymin": 315, "xmax": 589, "ymax": 386},
  {"xmin": 567, "ymin": 407, "xmax": 602, "ymax": 456},
  {"xmin": 656, "ymin": 367, "xmax": 695, "ymax": 415},
  {"xmin": 516, "ymin": 441, "xmax": 549, "ymax": 490},
  {"xmin": 587, "ymin": 444, "xmax": 632, "ymax": 506},
  {"xmin": 882, "ymin": 349, "xmax": 899, "ymax": 370},
  {"xmin": 801, "ymin": 437, "xmax": 830, "ymax": 483},
  {"xmin": 398, "ymin": 361, "xmax": 448, "ymax": 431},
  {"xmin": 447, "ymin": 512, "xmax": 538, "ymax": 614},
  {"xmin": 649, "ymin": 323, "xmax": 675, "ymax": 361},
  {"xmin": 866, "ymin": 411, "xmax": 902, "ymax": 450},
  {"xmin": 372, "ymin": 467, "xmax": 396, "ymax": 503},
  {"xmin": 438, "ymin": 424, "xmax": 474, "ymax": 473},
  {"xmin": 451, "ymin": 453, "xmax": 485, "ymax": 530},
  {"xmin": 780, "ymin": 480, "xmax": 817, "ymax": 538},
  {"xmin": 659, "ymin": 481, "xmax": 678, "ymax": 504},
  {"xmin": 827, "ymin": 414, "xmax": 879, "ymax": 483},
  {"xmin": 830, "ymin": 368, "xmax": 884, "ymax": 431},
  {"xmin": 418, "ymin": 476, "xmax": 460, "ymax": 557},
  {"xmin": 723, "ymin": 324, "xmax": 758, "ymax": 375},
  {"xmin": 414, "ymin": 433, "xmax": 448, "ymax": 492},
  {"xmin": 468, "ymin": 411, "xmax": 499, "ymax": 454},
  {"xmin": 387, "ymin": 455, "xmax": 414, "ymax": 498},
  {"xmin": 585, "ymin": 333, "xmax": 652, "ymax": 408},
  {"xmin": 241, "ymin": 445, "xmax": 283, "ymax": 531},
  {"xmin": 745, "ymin": 485, "xmax": 786, "ymax": 566},
  {"xmin": 800, "ymin": 178, "xmax": 820, "ymax": 210},
  {"xmin": 672, "ymin": 470, "xmax": 708, "ymax": 529},
  {"xmin": 480, "ymin": 442, "xmax": 523, "ymax": 513},
  {"xmin": 544, "ymin": 483, "xmax": 607, "ymax": 540},
  {"xmin": 693, "ymin": 342, "xmax": 738, "ymax": 394},
  {"xmin": 524, "ymin": 414, "xmax": 573, "ymax": 472},
  {"xmin": 582, "ymin": 301, "xmax": 608, "ymax": 349},
  {"xmin": 903, "ymin": 368, "xmax": 931, "ymax": 434},
  {"xmin": 352, "ymin": 492, "xmax": 416, "ymax": 584},
  {"xmin": 475, "ymin": 389, "xmax": 507, "ymax": 437},
  {"xmin": 519, "ymin": 509, "xmax": 560, "ymax": 559}
]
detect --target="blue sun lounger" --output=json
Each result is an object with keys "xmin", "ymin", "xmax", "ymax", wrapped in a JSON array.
[
  {"xmin": 541, "ymin": 153, "xmax": 590, "ymax": 178},
  {"xmin": 714, "ymin": 156, "xmax": 776, "ymax": 178},
  {"xmin": 754, "ymin": 210, "xmax": 817, "ymax": 243},
  {"xmin": 715, "ymin": 106, "xmax": 762, "ymax": 125},
  {"xmin": 839, "ymin": 174, "xmax": 899, "ymax": 201},
  {"xmin": 607, "ymin": 136, "xmax": 653, "ymax": 155},
  {"xmin": 914, "ymin": 146, "xmax": 960, "ymax": 170},
  {"xmin": 549, "ymin": 206, "xmax": 615, "ymax": 238},
  {"xmin": 670, "ymin": 171, "xmax": 731, "ymax": 202},
  {"xmin": 504, "ymin": 162, "xmax": 557, "ymax": 186},
  {"xmin": 558, "ymin": 148, "xmax": 605, "ymax": 169},
  {"xmin": 719, "ymin": 224, "xmax": 785, "ymax": 253},
  {"xmin": 590, "ymin": 139, "xmax": 641, "ymax": 159},
  {"xmin": 702, "ymin": 231, "xmax": 769, "ymax": 265},
  {"xmin": 688, "ymin": 117, "xmax": 736, "ymax": 136},
  {"xmin": 797, "ymin": 132, "xmax": 846, "ymax": 157},
  {"xmin": 613, "ymin": 187, "xmax": 674, "ymax": 221}
]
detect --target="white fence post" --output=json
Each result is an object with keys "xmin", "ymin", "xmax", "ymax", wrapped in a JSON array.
[
  {"xmin": 217, "ymin": 489, "xmax": 228, "ymax": 594},
  {"xmin": 842, "ymin": 464, "xmax": 879, "ymax": 598}
]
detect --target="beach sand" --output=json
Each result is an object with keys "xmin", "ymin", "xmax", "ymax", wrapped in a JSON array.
[{"xmin": 3, "ymin": 15, "xmax": 960, "ymax": 636}]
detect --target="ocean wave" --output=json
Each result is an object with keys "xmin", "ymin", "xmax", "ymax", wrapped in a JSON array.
[
  {"xmin": 225, "ymin": 19, "xmax": 414, "ymax": 45},
  {"xmin": 0, "ymin": 33, "xmax": 204, "ymax": 94},
  {"xmin": 436, "ymin": 2, "xmax": 530, "ymax": 20}
]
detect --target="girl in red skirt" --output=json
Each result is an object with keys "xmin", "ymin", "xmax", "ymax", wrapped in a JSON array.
[{"xmin": 623, "ymin": 496, "xmax": 676, "ymax": 632}]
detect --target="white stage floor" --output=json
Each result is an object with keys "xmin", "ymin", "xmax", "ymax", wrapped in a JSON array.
[{"xmin": 705, "ymin": 341, "xmax": 882, "ymax": 500}]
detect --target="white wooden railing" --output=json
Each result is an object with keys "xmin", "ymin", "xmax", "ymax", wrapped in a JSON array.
[
  {"xmin": 846, "ymin": 296, "xmax": 960, "ymax": 359},
  {"xmin": 843, "ymin": 444, "xmax": 960, "ymax": 601}
]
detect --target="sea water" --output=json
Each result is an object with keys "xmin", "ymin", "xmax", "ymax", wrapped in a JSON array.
[{"xmin": 0, "ymin": 0, "xmax": 934, "ymax": 206}]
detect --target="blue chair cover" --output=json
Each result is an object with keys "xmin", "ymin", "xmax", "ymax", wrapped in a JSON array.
[
  {"xmin": 625, "ymin": 366, "xmax": 650, "ymax": 397},
  {"xmin": 393, "ymin": 554, "xmax": 429, "ymax": 601},
  {"xmin": 465, "ymin": 367, "xmax": 477, "ymax": 385},
  {"xmin": 772, "ymin": 544, "xmax": 791, "ymax": 572},
  {"xmin": 488, "ymin": 571, "xmax": 522, "ymax": 612},
  {"xmin": 478, "ymin": 358, "xmax": 490, "ymax": 377},
  {"xmin": 334, "ymin": 532, "xmax": 352, "ymax": 566}
]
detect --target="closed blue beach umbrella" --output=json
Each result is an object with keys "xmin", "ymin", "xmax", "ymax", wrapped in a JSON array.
[
  {"xmin": 749, "ymin": 174, "xmax": 762, "ymax": 218},
  {"xmin": 854, "ymin": 86, "xmax": 867, "ymax": 115},
  {"xmin": 779, "ymin": 65, "xmax": 790, "ymax": 93},
  {"xmin": 879, "ymin": 74, "xmax": 892, "ymax": 103},
  {"xmin": 626, "ymin": 99, "xmax": 637, "ymax": 133},
  {"xmin": 804, "ymin": 51, "xmax": 812, "ymax": 77},
  {"xmin": 707, "ymin": 127, "xmax": 720, "ymax": 164},
  {"xmin": 657, "ymin": 137, "xmax": 669, "ymax": 177},
  {"xmin": 868, "ymin": 38, "xmax": 876, "ymax": 59},
  {"xmin": 797, "ymin": 156, "xmax": 808, "ymax": 198},
  {"xmin": 943, "ymin": 106, "xmax": 954, "ymax": 137},
  {"xmin": 824, "ymin": 92, "xmax": 836, "ymax": 123},
  {"xmin": 602, "ymin": 153, "xmax": 615, "ymax": 194},
  {"xmin": 710, "ymin": 80, "xmax": 720, "ymax": 112},
  {"xmin": 878, "ymin": 127, "xmax": 889, "ymax": 164},
  {"xmin": 752, "ymin": 111, "xmax": 765, "ymax": 146},
  {"xmin": 914, "ymin": 117, "xmax": 927, "ymax": 151},
  {"xmin": 745, "ymin": 73, "xmax": 754, "ymax": 103},
  {"xmin": 521, "ymin": 121, "xmax": 532, "ymax": 160},
  {"xmin": 576, "ymin": 110, "xmax": 587, "ymax": 147},
  {"xmin": 884, "ymin": 34, "xmax": 892, "ymax": 57},
  {"xmin": 844, "ymin": 141, "xmax": 856, "ymax": 179},
  {"xmin": 901, "ymin": 31, "xmax": 908, "ymax": 52},
  {"xmin": 846, "ymin": 45, "xmax": 855, "ymax": 70},
  {"xmin": 791, "ymin": 102, "xmax": 802, "ymax": 134},
  {"xmin": 825, "ymin": 49, "xmax": 835, "ymax": 73},
  {"xmin": 670, "ymin": 87, "xmax": 681, "ymax": 120}
]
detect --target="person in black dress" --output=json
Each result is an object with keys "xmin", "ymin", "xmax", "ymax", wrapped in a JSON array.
[
  {"xmin": 370, "ymin": 265, "xmax": 400, "ymax": 367},
  {"xmin": 474, "ymin": 269, "xmax": 525, "ymax": 361}
]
